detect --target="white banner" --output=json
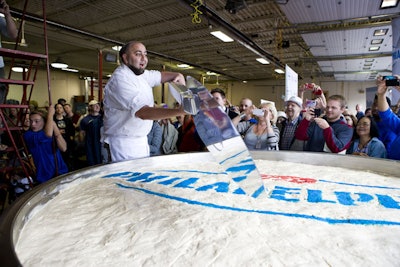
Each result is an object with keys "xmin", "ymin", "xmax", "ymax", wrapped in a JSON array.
[{"xmin": 285, "ymin": 64, "xmax": 298, "ymax": 100}]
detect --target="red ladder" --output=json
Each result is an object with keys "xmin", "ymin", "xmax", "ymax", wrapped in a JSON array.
[{"xmin": 0, "ymin": 0, "xmax": 50, "ymax": 191}]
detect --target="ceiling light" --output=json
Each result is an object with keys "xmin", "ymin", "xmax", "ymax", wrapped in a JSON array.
[
  {"xmin": 364, "ymin": 63, "xmax": 373, "ymax": 67},
  {"xmin": 51, "ymin": 57, "xmax": 68, "ymax": 69},
  {"xmin": 11, "ymin": 67, "xmax": 28, "ymax": 73},
  {"xmin": 210, "ymin": 31, "xmax": 234, "ymax": 42},
  {"xmin": 177, "ymin": 64, "xmax": 192, "ymax": 68},
  {"xmin": 51, "ymin": 62, "xmax": 68, "ymax": 68},
  {"xmin": 274, "ymin": 69, "xmax": 285, "ymax": 74},
  {"xmin": 380, "ymin": 0, "xmax": 399, "ymax": 8},
  {"xmin": 373, "ymin": 29, "xmax": 388, "ymax": 36},
  {"xmin": 256, "ymin": 58, "xmax": 270, "ymax": 64},
  {"xmin": 112, "ymin": 45, "xmax": 122, "ymax": 51},
  {"xmin": 371, "ymin": 39, "xmax": 384, "ymax": 45},
  {"xmin": 62, "ymin": 68, "xmax": 79, "ymax": 72},
  {"xmin": 365, "ymin": 58, "xmax": 375, "ymax": 62},
  {"xmin": 206, "ymin": 71, "xmax": 218, "ymax": 75},
  {"xmin": 369, "ymin": 46, "xmax": 380, "ymax": 51}
]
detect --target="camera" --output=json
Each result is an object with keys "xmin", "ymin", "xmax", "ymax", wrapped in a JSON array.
[{"xmin": 383, "ymin": 76, "xmax": 400, "ymax": 86}]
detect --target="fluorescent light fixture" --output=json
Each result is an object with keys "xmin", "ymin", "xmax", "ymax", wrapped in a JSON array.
[
  {"xmin": 256, "ymin": 58, "xmax": 270, "ymax": 64},
  {"xmin": 365, "ymin": 58, "xmax": 375, "ymax": 62},
  {"xmin": 380, "ymin": 0, "xmax": 399, "ymax": 8},
  {"xmin": 112, "ymin": 45, "xmax": 122, "ymax": 51},
  {"xmin": 371, "ymin": 39, "xmax": 383, "ymax": 44},
  {"xmin": 210, "ymin": 31, "xmax": 234, "ymax": 42},
  {"xmin": 51, "ymin": 62, "xmax": 68, "ymax": 69},
  {"xmin": 369, "ymin": 46, "xmax": 380, "ymax": 51},
  {"xmin": 364, "ymin": 63, "xmax": 373, "ymax": 67},
  {"xmin": 206, "ymin": 71, "xmax": 218, "ymax": 75},
  {"xmin": 51, "ymin": 57, "xmax": 68, "ymax": 69},
  {"xmin": 11, "ymin": 67, "xmax": 27, "ymax": 73},
  {"xmin": 274, "ymin": 68, "xmax": 285, "ymax": 74},
  {"xmin": 373, "ymin": 29, "xmax": 388, "ymax": 36},
  {"xmin": 177, "ymin": 63, "xmax": 193, "ymax": 69},
  {"xmin": 62, "ymin": 68, "xmax": 79, "ymax": 72}
]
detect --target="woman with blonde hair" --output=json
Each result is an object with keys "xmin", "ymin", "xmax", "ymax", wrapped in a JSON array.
[{"xmin": 235, "ymin": 101, "xmax": 280, "ymax": 150}]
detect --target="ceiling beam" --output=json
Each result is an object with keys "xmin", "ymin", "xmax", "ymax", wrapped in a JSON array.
[{"xmin": 302, "ymin": 52, "xmax": 392, "ymax": 61}]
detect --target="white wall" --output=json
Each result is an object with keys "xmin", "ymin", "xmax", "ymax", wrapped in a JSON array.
[{"xmin": 6, "ymin": 68, "xmax": 84, "ymax": 108}]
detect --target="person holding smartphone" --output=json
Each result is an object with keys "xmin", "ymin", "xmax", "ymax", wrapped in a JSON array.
[
  {"xmin": 374, "ymin": 75, "xmax": 400, "ymax": 160},
  {"xmin": 294, "ymin": 94, "xmax": 353, "ymax": 153}
]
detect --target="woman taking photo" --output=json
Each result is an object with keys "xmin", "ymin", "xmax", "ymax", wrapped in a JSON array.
[{"xmin": 235, "ymin": 101, "xmax": 280, "ymax": 150}]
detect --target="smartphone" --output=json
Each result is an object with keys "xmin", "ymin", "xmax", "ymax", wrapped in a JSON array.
[
  {"xmin": 306, "ymin": 100, "xmax": 317, "ymax": 108},
  {"xmin": 383, "ymin": 76, "xmax": 400, "ymax": 86},
  {"xmin": 252, "ymin": 108, "xmax": 264, "ymax": 116}
]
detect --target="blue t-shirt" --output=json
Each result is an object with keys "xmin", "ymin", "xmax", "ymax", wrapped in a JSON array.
[
  {"xmin": 24, "ymin": 130, "xmax": 68, "ymax": 183},
  {"xmin": 377, "ymin": 108, "xmax": 400, "ymax": 160}
]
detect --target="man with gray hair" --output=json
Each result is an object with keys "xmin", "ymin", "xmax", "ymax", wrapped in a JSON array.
[{"xmin": 278, "ymin": 95, "xmax": 303, "ymax": 150}]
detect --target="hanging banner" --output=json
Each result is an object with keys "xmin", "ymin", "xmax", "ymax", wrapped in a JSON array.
[{"xmin": 285, "ymin": 64, "xmax": 298, "ymax": 100}]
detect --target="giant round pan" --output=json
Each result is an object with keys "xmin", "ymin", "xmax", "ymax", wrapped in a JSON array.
[{"xmin": 0, "ymin": 151, "xmax": 399, "ymax": 266}]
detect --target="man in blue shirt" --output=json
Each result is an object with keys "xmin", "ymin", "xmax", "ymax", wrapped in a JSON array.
[{"xmin": 375, "ymin": 76, "xmax": 400, "ymax": 160}]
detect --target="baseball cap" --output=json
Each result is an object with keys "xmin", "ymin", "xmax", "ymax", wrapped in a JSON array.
[
  {"xmin": 88, "ymin": 100, "xmax": 99, "ymax": 106},
  {"xmin": 277, "ymin": 111, "xmax": 287, "ymax": 119},
  {"xmin": 285, "ymin": 96, "xmax": 302, "ymax": 108}
]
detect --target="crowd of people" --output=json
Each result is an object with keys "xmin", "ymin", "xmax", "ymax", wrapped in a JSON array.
[
  {"xmin": 2, "ymin": 40, "xmax": 400, "ymax": 205},
  {"xmin": 0, "ymin": 97, "xmax": 106, "ymax": 202}
]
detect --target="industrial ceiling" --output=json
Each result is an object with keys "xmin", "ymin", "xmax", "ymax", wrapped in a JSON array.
[{"xmin": 4, "ymin": 0, "xmax": 400, "ymax": 84}]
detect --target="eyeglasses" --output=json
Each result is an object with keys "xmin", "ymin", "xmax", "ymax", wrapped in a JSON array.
[{"xmin": 357, "ymin": 122, "xmax": 370, "ymax": 127}]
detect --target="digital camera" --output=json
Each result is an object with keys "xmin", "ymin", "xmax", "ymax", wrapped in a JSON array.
[{"xmin": 383, "ymin": 76, "xmax": 400, "ymax": 86}]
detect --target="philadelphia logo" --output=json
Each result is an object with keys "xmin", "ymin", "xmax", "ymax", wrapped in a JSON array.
[{"xmin": 102, "ymin": 162, "xmax": 400, "ymax": 226}]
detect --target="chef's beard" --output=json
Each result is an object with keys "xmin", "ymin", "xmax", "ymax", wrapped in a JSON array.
[{"xmin": 128, "ymin": 64, "xmax": 145, "ymax": 75}]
